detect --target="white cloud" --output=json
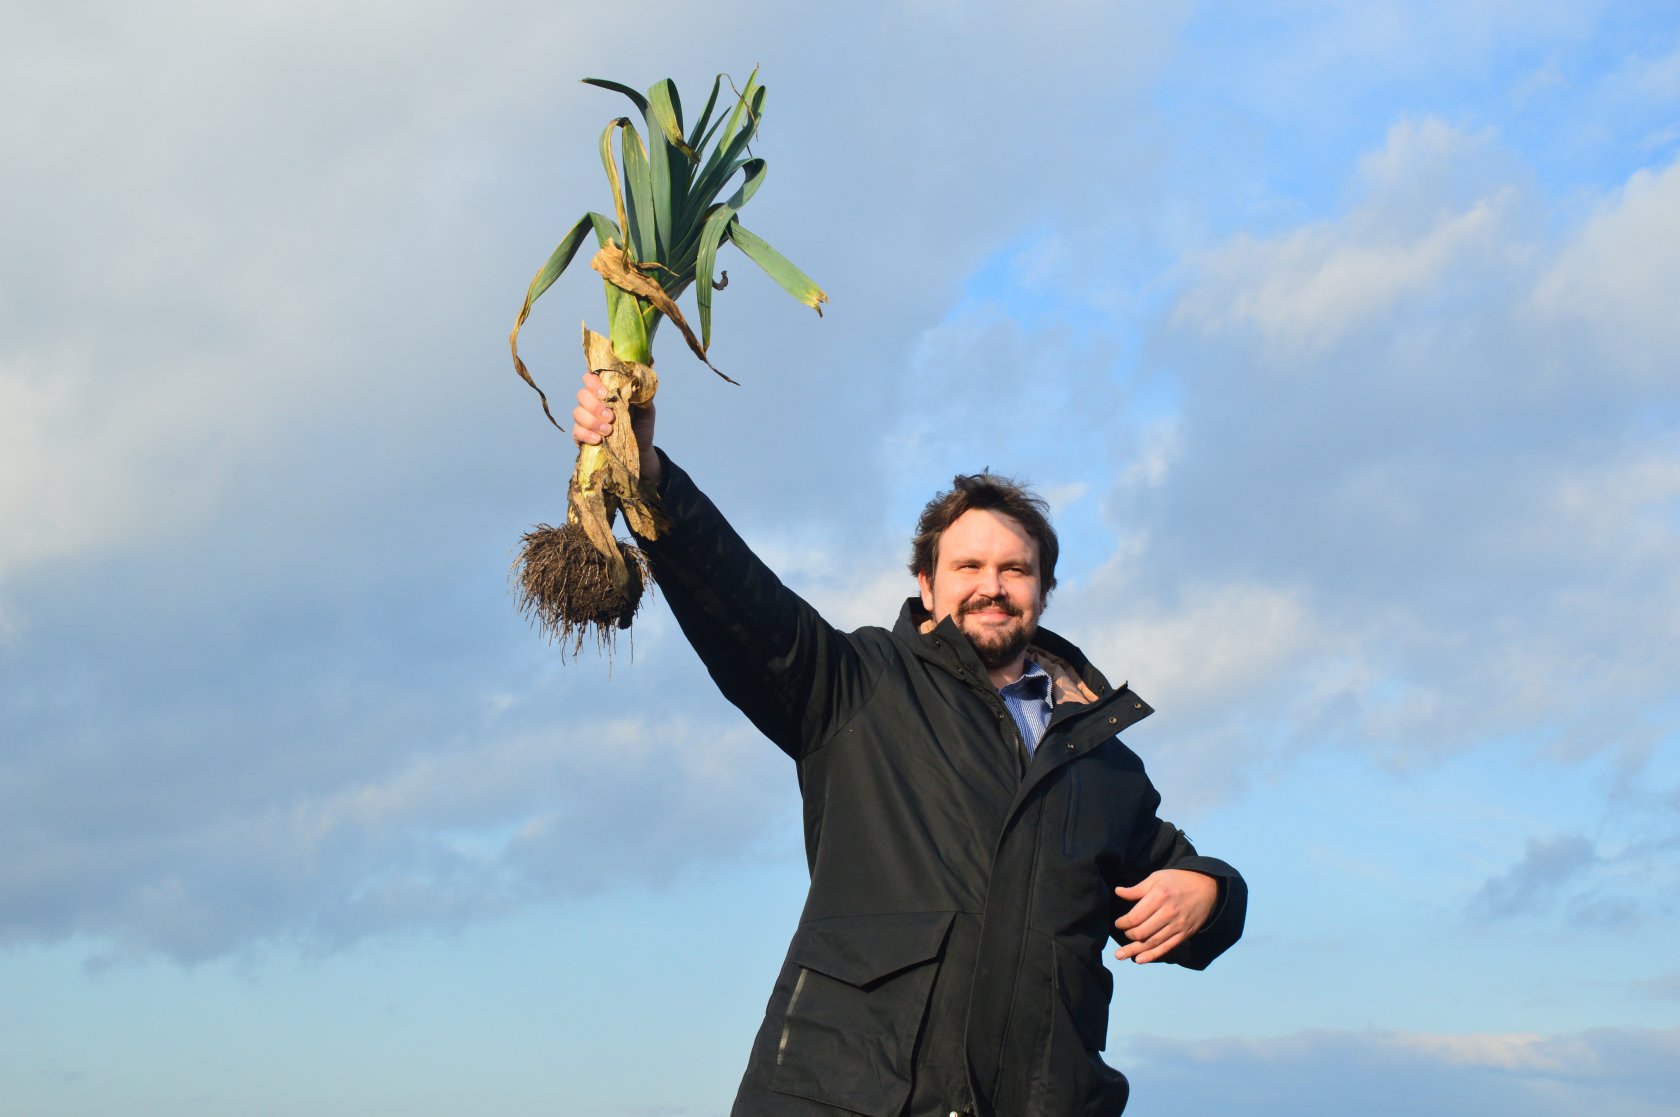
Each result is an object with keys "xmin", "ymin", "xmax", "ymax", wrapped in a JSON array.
[
  {"xmin": 1062, "ymin": 122, "xmax": 1680, "ymax": 803},
  {"xmin": 0, "ymin": 352, "xmax": 231, "ymax": 580},
  {"xmin": 1610, "ymin": 37, "xmax": 1680, "ymax": 103},
  {"xmin": 751, "ymin": 531, "xmax": 912, "ymax": 633},
  {"xmin": 0, "ymin": 1, "xmax": 730, "ymax": 586},
  {"xmin": 1119, "ymin": 1026, "xmax": 1680, "ymax": 1117},
  {"xmin": 1176, "ymin": 120, "xmax": 1520, "ymax": 358},
  {"xmin": 1079, "ymin": 580, "xmax": 1324, "ymax": 717},
  {"xmin": 1532, "ymin": 155, "xmax": 1680, "ymax": 380}
]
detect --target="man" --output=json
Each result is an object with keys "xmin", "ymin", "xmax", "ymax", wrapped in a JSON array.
[{"xmin": 573, "ymin": 374, "xmax": 1246, "ymax": 1117}]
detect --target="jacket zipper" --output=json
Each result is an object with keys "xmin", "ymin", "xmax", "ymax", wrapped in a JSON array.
[
  {"xmin": 988, "ymin": 795, "xmax": 1047, "ymax": 1102},
  {"xmin": 776, "ymin": 968, "xmax": 808, "ymax": 1066},
  {"xmin": 1062, "ymin": 763, "xmax": 1080, "ymax": 857}
]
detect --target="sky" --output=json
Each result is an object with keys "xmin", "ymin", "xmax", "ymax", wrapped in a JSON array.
[{"xmin": 3, "ymin": 1, "xmax": 1679, "ymax": 1114}]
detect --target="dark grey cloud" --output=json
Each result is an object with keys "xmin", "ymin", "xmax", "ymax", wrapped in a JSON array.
[
  {"xmin": 0, "ymin": 464, "xmax": 799, "ymax": 962},
  {"xmin": 0, "ymin": 600, "xmax": 799, "ymax": 964},
  {"xmin": 1471, "ymin": 833, "xmax": 1598, "ymax": 918}
]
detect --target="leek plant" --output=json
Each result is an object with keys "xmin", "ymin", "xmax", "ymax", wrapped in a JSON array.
[{"xmin": 510, "ymin": 71, "xmax": 825, "ymax": 655}]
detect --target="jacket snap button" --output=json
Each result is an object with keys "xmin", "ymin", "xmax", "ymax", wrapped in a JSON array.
[
  {"xmin": 1066, "ymin": 741, "xmax": 1075, "ymax": 749},
  {"xmin": 1108, "ymin": 716, "xmax": 1118, "ymax": 724}
]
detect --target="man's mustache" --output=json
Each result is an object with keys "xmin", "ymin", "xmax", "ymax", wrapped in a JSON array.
[{"xmin": 958, "ymin": 595, "xmax": 1021, "ymax": 618}]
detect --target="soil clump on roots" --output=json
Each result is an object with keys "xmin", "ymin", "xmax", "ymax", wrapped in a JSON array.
[{"xmin": 515, "ymin": 521, "xmax": 652, "ymax": 657}]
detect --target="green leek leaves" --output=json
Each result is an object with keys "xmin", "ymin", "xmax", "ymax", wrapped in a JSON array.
[{"xmin": 511, "ymin": 70, "xmax": 827, "ymax": 425}]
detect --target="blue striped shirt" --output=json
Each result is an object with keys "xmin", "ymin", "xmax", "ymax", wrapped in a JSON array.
[{"xmin": 998, "ymin": 659, "xmax": 1053, "ymax": 756}]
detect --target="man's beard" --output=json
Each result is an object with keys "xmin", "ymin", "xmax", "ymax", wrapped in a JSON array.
[{"xmin": 956, "ymin": 595, "xmax": 1034, "ymax": 670}]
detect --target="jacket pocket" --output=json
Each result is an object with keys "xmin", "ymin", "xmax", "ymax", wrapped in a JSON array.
[
  {"xmin": 1027, "ymin": 938, "xmax": 1128, "ymax": 1117},
  {"xmin": 768, "ymin": 910, "xmax": 955, "ymax": 1117},
  {"xmin": 1052, "ymin": 937, "xmax": 1113, "ymax": 1053}
]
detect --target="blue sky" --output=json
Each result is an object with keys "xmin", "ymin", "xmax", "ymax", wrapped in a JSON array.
[{"xmin": 3, "ymin": 2, "xmax": 1678, "ymax": 1114}]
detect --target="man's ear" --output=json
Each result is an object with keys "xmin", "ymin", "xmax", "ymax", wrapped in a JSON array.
[{"xmin": 917, "ymin": 570, "xmax": 935, "ymax": 613}]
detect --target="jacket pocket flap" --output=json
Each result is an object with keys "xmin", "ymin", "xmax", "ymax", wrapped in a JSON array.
[{"xmin": 789, "ymin": 911, "xmax": 954, "ymax": 988}]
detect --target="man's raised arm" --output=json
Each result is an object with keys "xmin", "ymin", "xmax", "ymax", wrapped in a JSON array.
[{"xmin": 568, "ymin": 371, "xmax": 876, "ymax": 761}]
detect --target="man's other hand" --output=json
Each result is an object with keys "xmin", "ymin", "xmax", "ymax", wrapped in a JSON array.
[{"xmin": 1113, "ymin": 869, "xmax": 1218, "ymax": 964}]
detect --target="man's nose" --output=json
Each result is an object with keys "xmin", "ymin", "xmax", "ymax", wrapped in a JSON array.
[{"xmin": 976, "ymin": 566, "xmax": 1003, "ymax": 597}]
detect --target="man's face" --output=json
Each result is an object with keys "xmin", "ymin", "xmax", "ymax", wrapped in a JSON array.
[{"xmin": 917, "ymin": 508, "xmax": 1046, "ymax": 674}]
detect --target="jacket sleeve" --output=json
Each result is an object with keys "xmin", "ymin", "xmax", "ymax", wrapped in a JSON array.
[
  {"xmin": 636, "ymin": 452, "xmax": 879, "ymax": 760},
  {"xmin": 1111, "ymin": 810, "xmax": 1248, "ymax": 971}
]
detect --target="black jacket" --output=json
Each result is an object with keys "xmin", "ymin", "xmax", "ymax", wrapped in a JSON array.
[{"xmin": 643, "ymin": 457, "xmax": 1246, "ymax": 1117}]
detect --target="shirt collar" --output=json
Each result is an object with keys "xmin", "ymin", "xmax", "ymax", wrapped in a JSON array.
[{"xmin": 998, "ymin": 658, "xmax": 1053, "ymax": 705}]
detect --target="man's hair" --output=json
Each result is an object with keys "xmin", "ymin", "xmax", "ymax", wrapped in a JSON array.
[{"xmin": 909, "ymin": 472, "xmax": 1059, "ymax": 593}]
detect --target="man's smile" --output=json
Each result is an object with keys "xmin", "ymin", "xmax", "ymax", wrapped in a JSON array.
[{"xmin": 959, "ymin": 595, "xmax": 1020, "ymax": 621}]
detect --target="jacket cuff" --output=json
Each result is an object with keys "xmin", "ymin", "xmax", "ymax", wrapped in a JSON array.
[
  {"xmin": 1170, "ymin": 859, "xmax": 1247, "ymax": 971},
  {"xmin": 635, "ymin": 447, "xmax": 691, "ymax": 546}
]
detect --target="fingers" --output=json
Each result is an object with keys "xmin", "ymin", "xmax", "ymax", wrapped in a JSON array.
[
  {"xmin": 1113, "ymin": 873, "xmax": 1188, "ymax": 964},
  {"xmin": 1112, "ymin": 880, "xmax": 1162, "ymax": 934},
  {"xmin": 1112, "ymin": 870, "xmax": 1219, "ymax": 964},
  {"xmin": 1112, "ymin": 895, "xmax": 1159, "ymax": 935},
  {"xmin": 1115, "ymin": 900, "xmax": 1182, "ymax": 964},
  {"xmin": 1116, "ymin": 930, "xmax": 1186, "ymax": 965},
  {"xmin": 1120, "ymin": 906, "xmax": 1174, "ymax": 946},
  {"xmin": 572, "ymin": 371, "xmax": 613, "ymax": 446}
]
